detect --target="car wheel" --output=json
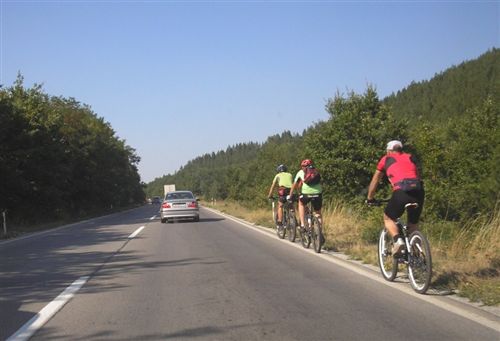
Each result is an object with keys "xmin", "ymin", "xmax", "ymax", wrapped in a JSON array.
[
  {"xmin": 161, "ymin": 218, "xmax": 167, "ymax": 224},
  {"xmin": 194, "ymin": 216, "xmax": 200, "ymax": 222}
]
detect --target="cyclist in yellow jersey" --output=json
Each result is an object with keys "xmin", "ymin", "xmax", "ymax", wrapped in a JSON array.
[
  {"xmin": 268, "ymin": 164, "xmax": 293, "ymax": 228},
  {"xmin": 288, "ymin": 159, "xmax": 323, "ymax": 234}
]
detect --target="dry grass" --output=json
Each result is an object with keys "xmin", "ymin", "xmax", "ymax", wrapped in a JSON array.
[
  {"xmin": 443, "ymin": 211, "xmax": 500, "ymax": 273},
  {"xmin": 432, "ymin": 210, "xmax": 500, "ymax": 305},
  {"xmin": 204, "ymin": 200, "xmax": 273, "ymax": 228},
  {"xmin": 202, "ymin": 199, "xmax": 500, "ymax": 306}
]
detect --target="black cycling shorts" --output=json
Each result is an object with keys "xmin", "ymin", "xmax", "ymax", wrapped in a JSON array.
[
  {"xmin": 385, "ymin": 188, "xmax": 425, "ymax": 224},
  {"xmin": 299, "ymin": 193, "xmax": 323, "ymax": 211}
]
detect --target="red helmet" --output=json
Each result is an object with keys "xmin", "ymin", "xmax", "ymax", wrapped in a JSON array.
[{"xmin": 301, "ymin": 159, "xmax": 313, "ymax": 167}]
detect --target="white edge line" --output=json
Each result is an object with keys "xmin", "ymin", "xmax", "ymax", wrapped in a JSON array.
[
  {"xmin": 7, "ymin": 276, "xmax": 90, "ymax": 341},
  {"xmin": 128, "ymin": 225, "xmax": 145, "ymax": 239},
  {"xmin": 202, "ymin": 207, "xmax": 500, "ymax": 332}
]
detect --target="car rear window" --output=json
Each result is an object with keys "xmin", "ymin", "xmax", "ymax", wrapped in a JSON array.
[{"xmin": 166, "ymin": 192, "xmax": 194, "ymax": 200}]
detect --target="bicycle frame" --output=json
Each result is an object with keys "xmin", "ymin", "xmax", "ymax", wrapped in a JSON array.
[{"xmin": 395, "ymin": 219, "xmax": 410, "ymax": 262}]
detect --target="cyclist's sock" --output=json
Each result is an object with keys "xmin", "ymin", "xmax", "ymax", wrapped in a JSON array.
[{"xmin": 393, "ymin": 234, "xmax": 402, "ymax": 243}]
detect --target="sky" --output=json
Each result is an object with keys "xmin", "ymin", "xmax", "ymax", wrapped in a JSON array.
[{"xmin": 1, "ymin": 1, "xmax": 498, "ymax": 183}]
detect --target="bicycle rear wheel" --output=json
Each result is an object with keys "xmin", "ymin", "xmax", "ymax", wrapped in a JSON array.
[
  {"xmin": 378, "ymin": 229, "xmax": 398, "ymax": 281},
  {"xmin": 287, "ymin": 210, "xmax": 297, "ymax": 242},
  {"xmin": 408, "ymin": 231, "xmax": 432, "ymax": 294},
  {"xmin": 277, "ymin": 208, "xmax": 286, "ymax": 239},
  {"xmin": 311, "ymin": 216, "xmax": 322, "ymax": 253}
]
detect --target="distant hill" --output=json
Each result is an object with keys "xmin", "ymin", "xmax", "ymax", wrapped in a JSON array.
[{"xmin": 383, "ymin": 48, "xmax": 499, "ymax": 123}]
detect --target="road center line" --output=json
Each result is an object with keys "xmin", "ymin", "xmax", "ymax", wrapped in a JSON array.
[
  {"xmin": 128, "ymin": 225, "xmax": 146, "ymax": 239},
  {"xmin": 149, "ymin": 215, "xmax": 156, "ymax": 220},
  {"xmin": 7, "ymin": 276, "xmax": 89, "ymax": 341}
]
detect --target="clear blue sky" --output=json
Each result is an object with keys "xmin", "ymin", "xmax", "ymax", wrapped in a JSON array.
[{"xmin": 1, "ymin": 1, "xmax": 498, "ymax": 183}]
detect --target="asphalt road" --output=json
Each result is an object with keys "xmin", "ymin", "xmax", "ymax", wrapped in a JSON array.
[{"xmin": 0, "ymin": 205, "xmax": 498, "ymax": 340}]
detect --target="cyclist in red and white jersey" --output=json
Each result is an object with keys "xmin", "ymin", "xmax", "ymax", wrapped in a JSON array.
[
  {"xmin": 288, "ymin": 159, "xmax": 323, "ymax": 235},
  {"xmin": 367, "ymin": 140, "xmax": 425, "ymax": 255}
]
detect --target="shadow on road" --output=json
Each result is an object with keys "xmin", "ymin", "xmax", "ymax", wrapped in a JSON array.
[
  {"xmin": 0, "ymin": 205, "xmax": 226, "ymax": 340},
  {"xmin": 34, "ymin": 322, "xmax": 272, "ymax": 340}
]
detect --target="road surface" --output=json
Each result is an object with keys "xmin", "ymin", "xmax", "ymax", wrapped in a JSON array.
[{"xmin": 1, "ymin": 205, "xmax": 498, "ymax": 340}]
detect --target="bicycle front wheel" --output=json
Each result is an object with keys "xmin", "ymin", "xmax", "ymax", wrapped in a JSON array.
[
  {"xmin": 299, "ymin": 220, "xmax": 311, "ymax": 249},
  {"xmin": 408, "ymin": 231, "xmax": 432, "ymax": 294},
  {"xmin": 378, "ymin": 229, "xmax": 398, "ymax": 281},
  {"xmin": 287, "ymin": 211, "xmax": 297, "ymax": 242},
  {"xmin": 311, "ymin": 216, "xmax": 322, "ymax": 253}
]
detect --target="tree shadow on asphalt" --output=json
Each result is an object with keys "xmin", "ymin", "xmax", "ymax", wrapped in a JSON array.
[
  {"xmin": 0, "ymin": 205, "xmax": 228, "ymax": 339},
  {"xmin": 33, "ymin": 322, "xmax": 272, "ymax": 340},
  {"xmin": 0, "ymin": 254, "xmax": 226, "ymax": 340}
]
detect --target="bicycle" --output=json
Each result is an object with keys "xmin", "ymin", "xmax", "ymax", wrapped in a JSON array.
[
  {"xmin": 298, "ymin": 194, "xmax": 324, "ymax": 253},
  {"xmin": 271, "ymin": 197, "xmax": 297, "ymax": 242},
  {"xmin": 369, "ymin": 199, "xmax": 432, "ymax": 294}
]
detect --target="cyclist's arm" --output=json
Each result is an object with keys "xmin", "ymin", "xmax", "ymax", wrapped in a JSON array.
[
  {"xmin": 290, "ymin": 178, "xmax": 302, "ymax": 196},
  {"xmin": 367, "ymin": 170, "xmax": 383, "ymax": 200},
  {"xmin": 289, "ymin": 180, "xmax": 298, "ymax": 196},
  {"xmin": 268, "ymin": 180, "xmax": 276, "ymax": 198}
]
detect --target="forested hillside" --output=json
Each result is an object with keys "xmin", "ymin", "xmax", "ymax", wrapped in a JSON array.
[
  {"xmin": 147, "ymin": 49, "xmax": 499, "ymax": 222},
  {"xmin": 0, "ymin": 75, "xmax": 145, "ymax": 227},
  {"xmin": 384, "ymin": 48, "xmax": 499, "ymax": 123}
]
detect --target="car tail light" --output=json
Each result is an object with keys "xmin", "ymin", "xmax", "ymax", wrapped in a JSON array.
[
  {"xmin": 162, "ymin": 202, "xmax": 171, "ymax": 208},
  {"xmin": 187, "ymin": 202, "xmax": 197, "ymax": 208}
]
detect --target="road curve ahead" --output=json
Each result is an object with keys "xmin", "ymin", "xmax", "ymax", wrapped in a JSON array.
[{"xmin": 1, "ymin": 205, "xmax": 498, "ymax": 340}]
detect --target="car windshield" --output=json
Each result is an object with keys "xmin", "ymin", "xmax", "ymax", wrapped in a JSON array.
[{"xmin": 166, "ymin": 192, "xmax": 194, "ymax": 200}]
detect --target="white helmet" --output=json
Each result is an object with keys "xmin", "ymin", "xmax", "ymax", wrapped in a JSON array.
[{"xmin": 386, "ymin": 140, "xmax": 403, "ymax": 151}]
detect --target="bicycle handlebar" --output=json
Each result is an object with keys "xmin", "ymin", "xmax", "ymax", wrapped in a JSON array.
[{"xmin": 269, "ymin": 194, "xmax": 298, "ymax": 202}]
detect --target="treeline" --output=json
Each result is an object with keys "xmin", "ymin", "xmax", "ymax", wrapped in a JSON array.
[
  {"xmin": 147, "ymin": 134, "xmax": 304, "ymax": 204},
  {"xmin": 384, "ymin": 48, "xmax": 499, "ymax": 124},
  {"xmin": 147, "ymin": 48, "xmax": 499, "ymax": 223},
  {"xmin": 0, "ymin": 75, "xmax": 145, "ymax": 225}
]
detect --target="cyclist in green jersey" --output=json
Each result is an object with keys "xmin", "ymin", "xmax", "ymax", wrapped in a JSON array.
[
  {"xmin": 288, "ymin": 159, "xmax": 323, "ymax": 233},
  {"xmin": 268, "ymin": 164, "xmax": 293, "ymax": 228}
]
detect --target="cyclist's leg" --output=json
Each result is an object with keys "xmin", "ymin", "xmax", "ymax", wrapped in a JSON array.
[
  {"xmin": 278, "ymin": 188, "xmax": 290, "ymax": 225},
  {"xmin": 298, "ymin": 195, "xmax": 307, "ymax": 229},
  {"xmin": 311, "ymin": 194, "xmax": 323, "ymax": 222},
  {"xmin": 311, "ymin": 194, "xmax": 324, "ymax": 243},
  {"xmin": 406, "ymin": 187, "xmax": 425, "ymax": 234},
  {"xmin": 277, "ymin": 200, "xmax": 284, "ymax": 224},
  {"xmin": 384, "ymin": 191, "xmax": 406, "ymax": 239},
  {"xmin": 383, "ymin": 213, "xmax": 399, "ymax": 238}
]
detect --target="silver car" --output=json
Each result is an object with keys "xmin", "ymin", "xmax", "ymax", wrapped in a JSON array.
[{"xmin": 160, "ymin": 191, "xmax": 200, "ymax": 223}]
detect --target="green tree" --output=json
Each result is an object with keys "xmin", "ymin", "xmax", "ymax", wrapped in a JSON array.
[{"xmin": 305, "ymin": 87, "xmax": 407, "ymax": 201}]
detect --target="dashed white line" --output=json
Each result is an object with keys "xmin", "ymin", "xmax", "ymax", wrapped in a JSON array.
[
  {"xmin": 150, "ymin": 215, "xmax": 156, "ymax": 220},
  {"xmin": 7, "ymin": 276, "xmax": 89, "ymax": 341},
  {"xmin": 128, "ymin": 225, "xmax": 146, "ymax": 239}
]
